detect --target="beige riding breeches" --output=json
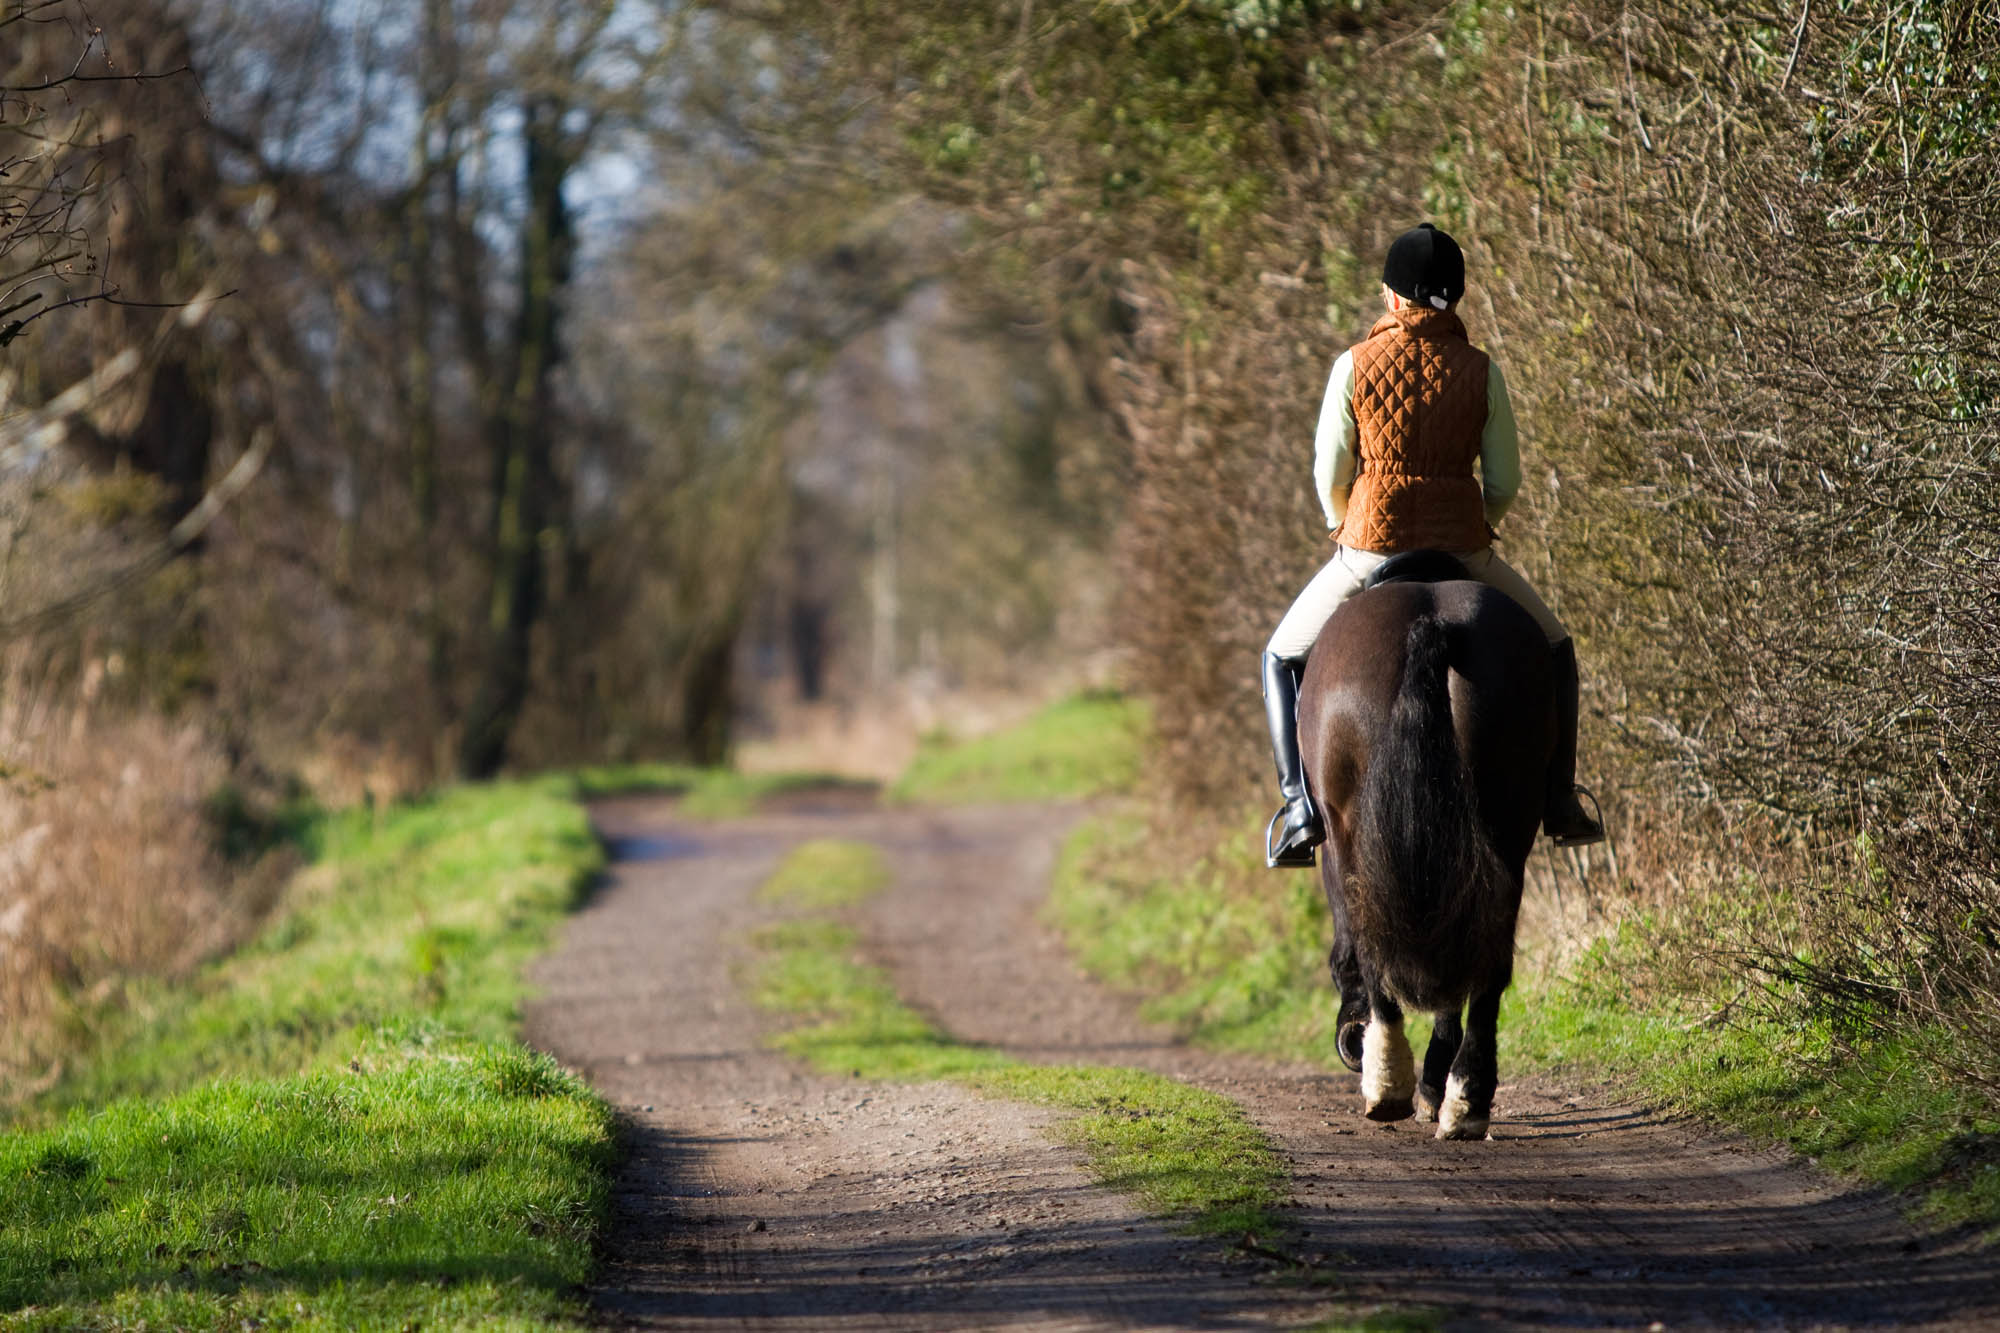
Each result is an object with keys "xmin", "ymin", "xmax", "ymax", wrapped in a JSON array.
[{"xmin": 1266, "ymin": 546, "xmax": 1569, "ymax": 661}]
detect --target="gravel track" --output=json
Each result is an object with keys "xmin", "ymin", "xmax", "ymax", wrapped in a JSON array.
[{"xmin": 524, "ymin": 795, "xmax": 2000, "ymax": 1331}]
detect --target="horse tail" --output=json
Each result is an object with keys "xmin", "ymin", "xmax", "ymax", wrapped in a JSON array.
[{"xmin": 1348, "ymin": 611, "xmax": 1513, "ymax": 1012}]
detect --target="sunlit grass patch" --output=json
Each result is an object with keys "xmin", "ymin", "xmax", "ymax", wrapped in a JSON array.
[
  {"xmin": 0, "ymin": 1040, "xmax": 613, "ymax": 1330},
  {"xmin": 749, "ymin": 915, "xmax": 1285, "ymax": 1237},
  {"xmin": 1, "ymin": 778, "xmax": 614, "ymax": 1328},
  {"xmin": 756, "ymin": 839, "xmax": 890, "ymax": 910},
  {"xmin": 1293, "ymin": 1310, "xmax": 1444, "ymax": 1333},
  {"xmin": 1051, "ymin": 805, "xmax": 1350, "ymax": 1067},
  {"xmin": 977, "ymin": 1063, "xmax": 1286, "ymax": 1238},
  {"xmin": 889, "ymin": 690, "xmax": 1147, "ymax": 806},
  {"xmin": 14, "ymin": 779, "xmax": 602, "ymax": 1122}
]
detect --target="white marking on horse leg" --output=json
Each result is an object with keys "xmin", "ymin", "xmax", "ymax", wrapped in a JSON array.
[
  {"xmin": 1360, "ymin": 1019, "xmax": 1415, "ymax": 1119},
  {"xmin": 1434, "ymin": 1072, "xmax": 1489, "ymax": 1140}
]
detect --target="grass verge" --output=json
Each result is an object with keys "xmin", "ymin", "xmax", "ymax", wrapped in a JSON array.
[
  {"xmin": 1051, "ymin": 806, "xmax": 2000, "ymax": 1235},
  {"xmin": 746, "ymin": 839, "xmax": 1286, "ymax": 1238},
  {"xmin": 1051, "ymin": 808, "xmax": 1352, "ymax": 1069},
  {"xmin": 1504, "ymin": 921, "xmax": 2000, "ymax": 1233},
  {"xmin": 888, "ymin": 689, "xmax": 1147, "ymax": 805},
  {"xmin": 1, "ymin": 778, "xmax": 615, "ymax": 1329}
]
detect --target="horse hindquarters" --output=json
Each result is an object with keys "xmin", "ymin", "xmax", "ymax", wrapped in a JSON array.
[
  {"xmin": 1303, "ymin": 585, "xmax": 1539, "ymax": 1134},
  {"xmin": 1346, "ymin": 613, "xmax": 1516, "ymax": 1017}
]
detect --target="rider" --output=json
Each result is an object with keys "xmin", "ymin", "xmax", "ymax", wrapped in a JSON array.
[{"xmin": 1262, "ymin": 222, "xmax": 1605, "ymax": 868}]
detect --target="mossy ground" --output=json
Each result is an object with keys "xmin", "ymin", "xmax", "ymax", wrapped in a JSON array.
[{"xmin": 756, "ymin": 838, "xmax": 890, "ymax": 910}]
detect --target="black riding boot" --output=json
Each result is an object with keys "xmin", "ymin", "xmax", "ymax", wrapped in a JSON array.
[
  {"xmin": 1546, "ymin": 639, "xmax": 1606, "ymax": 847},
  {"xmin": 1262, "ymin": 652, "xmax": 1324, "ymax": 868}
]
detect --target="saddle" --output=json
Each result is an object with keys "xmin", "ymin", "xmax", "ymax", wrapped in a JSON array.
[
  {"xmin": 1358, "ymin": 547, "xmax": 1606, "ymax": 848},
  {"xmin": 1363, "ymin": 549, "xmax": 1469, "ymax": 589}
]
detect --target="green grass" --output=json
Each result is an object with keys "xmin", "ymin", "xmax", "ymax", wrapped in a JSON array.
[
  {"xmin": 888, "ymin": 690, "xmax": 1148, "ymax": 805},
  {"xmin": 1, "ymin": 778, "xmax": 616, "ymax": 1329},
  {"xmin": 15, "ymin": 779, "xmax": 602, "ymax": 1118},
  {"xmin": 756, "ymin": 839, "xmax": 890, "ymax": 910},
  {"xmin": 1503, "ymin": 924, "xmax": 2000, "ymax": 1233},
  {"xmin": 572, "ymin": 763, "xmax": 869, "ymax": 818},
  {"xmin": 1051, "ymin": 807, "xmax": 1352, "ymax": 1068},
  {"xmin": 1049, "ymin": 807, "xmax": 2000, "ymax": 1236},
  {"xmin": 0, "ymin": 1043, "xmax": 611, "ymax": 1330},
  {"xmin": 746, "ymin": 857, "xmax": 1286, "ymax": 1238}
]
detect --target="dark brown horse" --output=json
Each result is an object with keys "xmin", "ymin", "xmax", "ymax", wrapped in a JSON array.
[{"xmin": 1297, "ymin": 557, "xmax": 1554, "ymax": 1139}]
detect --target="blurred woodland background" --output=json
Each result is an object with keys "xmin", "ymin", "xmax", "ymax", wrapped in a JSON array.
[{"xmin": 5, "ymin": 0, "xmax": 1998, "ymax": 1121}]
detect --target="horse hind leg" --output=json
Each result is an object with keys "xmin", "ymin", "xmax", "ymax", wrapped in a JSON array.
[
  {"xmin": 1321, "ymin": 848, "xmax": 1368, "ymax": 1073},
  {"xmin": 1436, "ymin": 986, "xmax": 1502, "ymax": 1141},
  {"xmin": 1416, "ymin": 1008, "xmax": 1463, "ymax": 1123},
  {"xmin": 1359, "ymin": 990, "xmax": 1416, "ymax": 1121},
  {"xmin": 1329, "ymin": 939, "xmax": 1367, "ymax": 1073}
]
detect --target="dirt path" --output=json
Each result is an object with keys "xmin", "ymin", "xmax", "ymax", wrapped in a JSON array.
[{"xmin": 525, "ymin": 797, "xmax": 2000, "ymax": 1331}]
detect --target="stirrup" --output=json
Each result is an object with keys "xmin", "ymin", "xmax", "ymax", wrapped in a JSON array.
[
  {"xmin": 1549, "ymin": 784, "xmax": 1606, "ymax": 849},
  {"xmin": 1265, "ymin": 806, "xmax": 1319, "ymax": 869}
]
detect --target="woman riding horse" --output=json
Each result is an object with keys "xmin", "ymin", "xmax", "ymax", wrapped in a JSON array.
[
  {"xmin": 1261, "ymin": 225, "xmax": 1604, "ymax": 1137},
  {"xmin": 1262, "ymin": 222, "xmax": 1603, "ymax": 867}
]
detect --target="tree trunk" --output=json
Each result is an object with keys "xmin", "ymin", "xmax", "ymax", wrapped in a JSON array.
[
  {"xmin": 407, "ymin": 0, "xmax": 452, "ymax": 731},
  {"xmin": 459, "ymin": 95, "xmax": 573, "ymax": 778}
]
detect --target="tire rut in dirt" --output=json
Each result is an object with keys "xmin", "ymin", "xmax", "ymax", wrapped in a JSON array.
[
  {"xmin": 524, "ymin": 796, "xmax": 1327, "ymax": 1331},
  {"xmin": 858, "ymin": 802, "xmax": 2000, "ymax": 1332}
]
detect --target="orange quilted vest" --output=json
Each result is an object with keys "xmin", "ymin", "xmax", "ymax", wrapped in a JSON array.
[{"xmin": 1337, "ymin": 305, "xmax": 1492, "ymax": 554}]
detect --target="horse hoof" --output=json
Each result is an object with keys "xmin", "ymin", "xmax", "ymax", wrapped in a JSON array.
[
  {"xmin": 1363, "ymin": 1097, "xmax": 1415, "ymax": 1122},
  {"xmin": 1414, "ymin": 1091, "xmax": 1438, "ymax": 1123},
  {"xmin": 1336, "ymin": 1022, "xmax": 1365, "ymax": 1072},
  {"xmin": 1434, "ymin": 1075, "xmax": 1485, "ymax": 1139}
]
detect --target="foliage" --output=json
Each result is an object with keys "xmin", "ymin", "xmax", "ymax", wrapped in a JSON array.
[
  {"xmin": 0, "ymin": 2, "xmax": 167, "ymax": 345},
  {"xmin": 889, "ymin": 690, "xmax": 1148, "ymax": 805},
  {"xmin": 0, "ymin": 714, "xmax": 266, "ymax": 1081},
  {"xmin": 2, "ymin": 0, "xmax": 815, "ymax": 804},
  {"xmin": 1456, "ymin": 0, "xmax": 2000, "ymax": 1107},
  {"xmin": 0, "ymin": 778, "xmax": 612, "ymax": 1326},
  {"xmin": 785, "ymin": 0, "xmax": 2000, "ymax": 1122},
  {"xmin": 1, "ymin": 0, "xmax": 1123, "ymax": 1086}
]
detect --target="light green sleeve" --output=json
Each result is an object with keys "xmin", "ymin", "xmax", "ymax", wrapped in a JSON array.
[
  {"xmin": 1481, "ymin": 359, "xmax": 1522, "ymax": 527},
  {"xmin": 1313, "ymin": 350, "xmax": 1358, "ymax": 531}
]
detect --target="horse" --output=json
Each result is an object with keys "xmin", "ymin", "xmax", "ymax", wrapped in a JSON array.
[{"xmin": 1296, "ymin": 551, "xmax": 1555, "ymax": 1140}]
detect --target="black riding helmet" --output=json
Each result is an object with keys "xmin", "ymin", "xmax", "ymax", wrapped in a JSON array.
[{"xmin": 1382, "ymin": 223, "xmax": 1464, "ymax": 311}]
